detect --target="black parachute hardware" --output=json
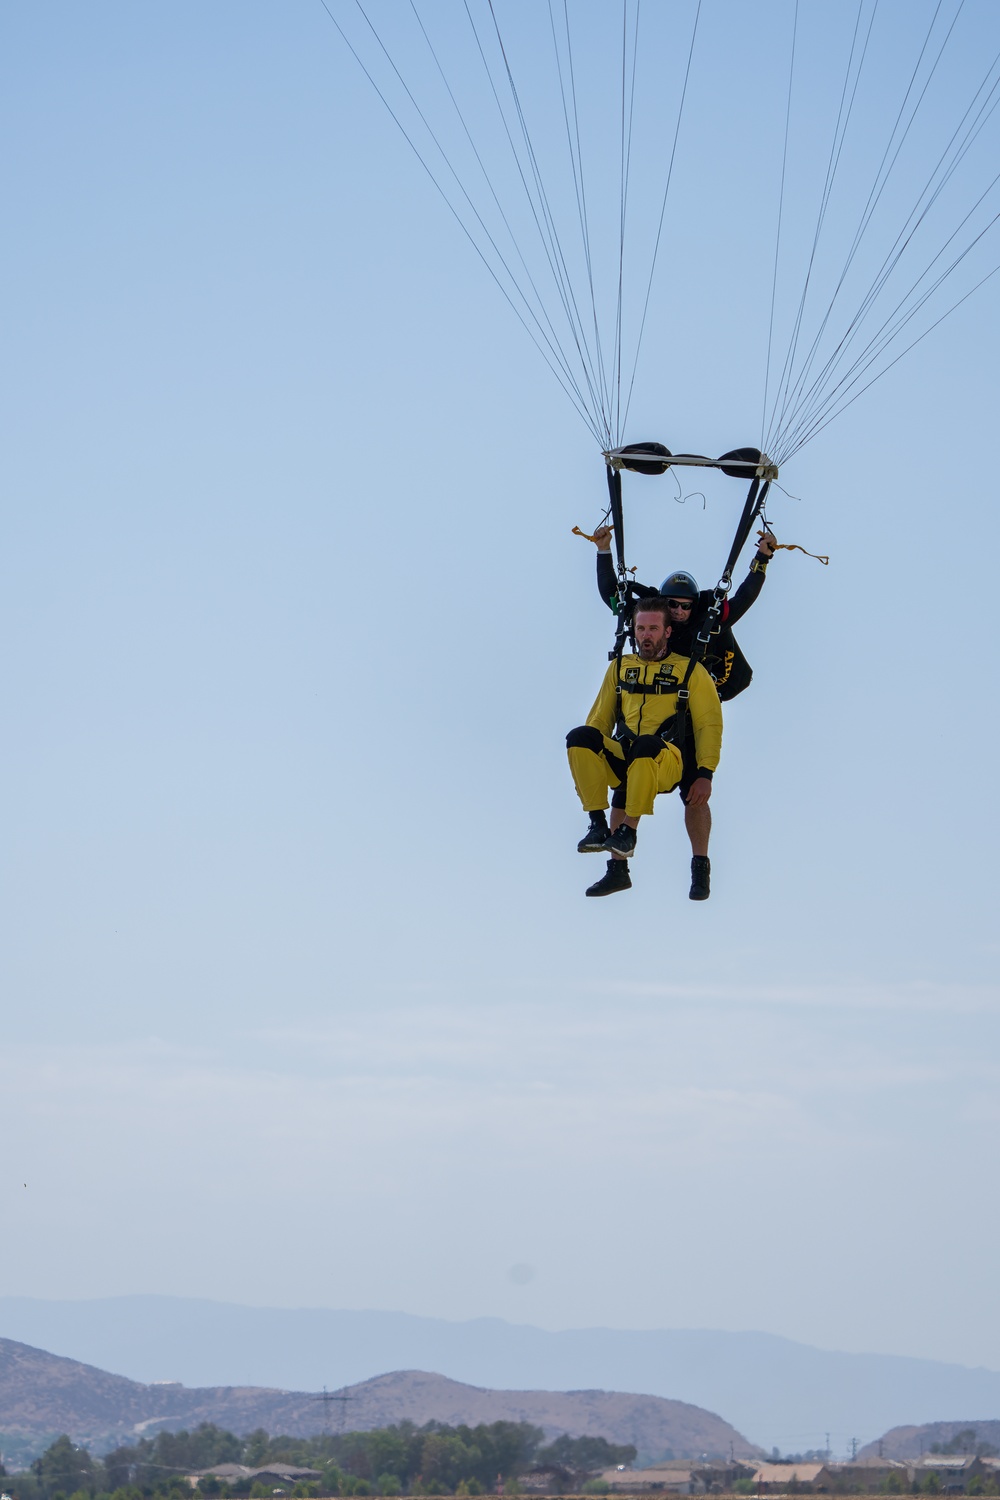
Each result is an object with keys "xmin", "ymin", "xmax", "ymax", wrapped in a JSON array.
[
  {"xmin": 606, "ymin": 444, "xmax": 772, "ymax": 479},
  {"xmin": 614, "ymin": 441, "xmax": 673, "ymax": 475},
  {"xmin": 717, "ymin": 447, "xmax": 766, "ymax": 479}
]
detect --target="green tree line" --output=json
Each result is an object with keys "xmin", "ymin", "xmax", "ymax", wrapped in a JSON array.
[{"xmin": 1, "ymin": 1422, "xmax": 637, "ymax": 1500}]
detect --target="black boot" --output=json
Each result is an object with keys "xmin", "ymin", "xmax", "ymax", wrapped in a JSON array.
[
  {"xmin": 577, "ymin": 812, "xmax": 609, "ymax": 852},
  {"xmin": 689, "ymin": 855, "xmax": 711, "ymax": 901},
  {"xmin": 603, "ymin": 823, "xmax": 637, "ymax": 858},
  {"xmin": 586, "ymin": 858, "xmax": 633, "ymax": 898}
]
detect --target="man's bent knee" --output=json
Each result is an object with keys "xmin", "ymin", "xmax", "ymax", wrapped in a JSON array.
[{"xmin": 566, "ymin": 725, "xmax": 604, "ymax": 752}]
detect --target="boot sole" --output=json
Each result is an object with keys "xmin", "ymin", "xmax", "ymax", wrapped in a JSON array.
[{"xmin": 586, "ymin": 876, "xmax": 633, "ymax": 897}]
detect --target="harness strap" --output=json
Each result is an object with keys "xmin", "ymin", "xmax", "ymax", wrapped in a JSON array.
[
  {"xmin": 677, "ymin": 474, "xmax": 771, "ymax": 740},
  {"xmin": 617, "ymin": 679, "xmax": 683, "ymax": 696},
  {"xmin": 628, "ymin": 651, "xmax": 700, "ymax": 755},
  {"xmin": 613, "ymin": 654, "xmax": 700, "ymax": 750}
]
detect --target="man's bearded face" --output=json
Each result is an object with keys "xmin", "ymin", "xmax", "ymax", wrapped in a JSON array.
[{"xmin": 633, "ymin": 612, "xmax": 671, "ymax": 660}]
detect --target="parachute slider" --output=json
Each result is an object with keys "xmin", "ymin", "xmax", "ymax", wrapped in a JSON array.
[{"xmin": 605, "ymin": 444, "xmax": 777, "ymax": 483}]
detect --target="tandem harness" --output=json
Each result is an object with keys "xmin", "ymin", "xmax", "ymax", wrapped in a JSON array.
[
  {"xmin": 611, "ymin": 653, "xmax": 700, "ymax": 765},
  {"xmin": 603, "ymin": 441, "xmax": 773, "ymax": 761}
]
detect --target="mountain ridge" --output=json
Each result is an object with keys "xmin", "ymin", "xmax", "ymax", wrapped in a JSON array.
[
  {"xmin": 858, "ymin": 1422, "xmax": 1000, "ymax": 1460},
  {"xmin": 0, "ymin": 1338, "xmax": 760, "ymax": 1466},
  {"xmin": 1, "ymin": 1298, "xmax": 999, "ymax": 1453}
]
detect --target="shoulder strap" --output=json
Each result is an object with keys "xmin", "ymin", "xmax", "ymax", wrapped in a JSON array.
[{"xmin": 657, "ymin": 654, "xmax": 701, "ymax": 747}]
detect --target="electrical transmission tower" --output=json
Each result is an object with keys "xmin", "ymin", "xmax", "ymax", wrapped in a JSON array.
[{"xmin": 312, "ymin": 1386, "xmax": 357, "ymax": 1435}]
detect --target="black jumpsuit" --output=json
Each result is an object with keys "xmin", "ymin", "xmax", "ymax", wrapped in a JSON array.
[{"xmin": 596, "ymin": 551, "xmax": 769, "ymax": 701}]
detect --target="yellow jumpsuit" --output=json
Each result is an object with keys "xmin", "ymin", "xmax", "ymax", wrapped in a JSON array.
[{"xmin": 567, "ymin": 651, "xmax": 723, "ymax": 819}]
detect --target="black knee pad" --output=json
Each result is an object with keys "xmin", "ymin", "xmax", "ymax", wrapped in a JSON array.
[
  {"xmin": 566, "ymin": 725, "xmax": 603, "ymax": 752},
  {"xmin": 631, "ymin": 734, "xmax": 663, "ymax": 759}
]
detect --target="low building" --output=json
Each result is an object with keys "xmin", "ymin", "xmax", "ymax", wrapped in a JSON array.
[
  {"xmin": 595, "ymin": 1464, "xmax": 705, "ymax": 1494},
  {"xmin": 519, "ymin": 1466, "xmax": 573, "ymax": 1494},
  {"xmin": 826, "ymin": 1459, "xmax": 910, "ymax": 1491},
  {"xmin": 594, "ymin": 1461, "xmax": 758, "ymax": 1495},
  {"xmin": 750, "ymin": 1463, "xmax": 837, "ymax": 1492},
  {"xmin": 910, "ymin": 1456, "xmax": 987, "ymax": 1493},
  {"xmin": 186, "ymin": 1464, "xmax": 323, "ymax": 1491}
]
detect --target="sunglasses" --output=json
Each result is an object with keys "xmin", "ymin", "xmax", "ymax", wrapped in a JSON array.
[{"xmin": 665, "ymin": 598, "xmax": 694, "ymax": 610}]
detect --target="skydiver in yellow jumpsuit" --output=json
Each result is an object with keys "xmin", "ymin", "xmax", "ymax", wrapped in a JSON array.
[{"xmin": 566, "ymin": 597, "xmax": 723, "ymax": 899}]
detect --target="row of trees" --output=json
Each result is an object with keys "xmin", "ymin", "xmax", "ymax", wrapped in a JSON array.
[
  {"xmin": 1, "ymin": 1422, "xmax": 638, "ymax": 1500},
  {"xmin": 929, "ymin": 1432, "xmax": 999, "ymax": 1460}
]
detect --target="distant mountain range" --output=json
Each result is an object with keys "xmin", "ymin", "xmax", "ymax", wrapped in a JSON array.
[
  {"xmin": 0, "ymin": 1338, "xmax": 758, "ymax": 1466},
  {"xmin": 1, "ymin": 1299, "xmax": 999, "ymax": 1453},
  {"xmin": 859, "ymin": 1423, "xmax": 1000, "ymax": 1460}
]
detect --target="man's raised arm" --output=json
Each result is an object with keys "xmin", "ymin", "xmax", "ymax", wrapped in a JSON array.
[
  {"xmin": 726, "ymin": 530, "xmax": 777, "ymax": 625},
  {"xmin": 589, "ymin": 524, "xmax": 657, "ymax": 614}
]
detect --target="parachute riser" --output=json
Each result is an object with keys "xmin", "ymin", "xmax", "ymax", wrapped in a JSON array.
[
  {"xmin": 606, "ymin": 464, "xmax": 632, "ymax": 667},
  {"xmin": 606, "ymin": 462, "xmax": 638, "ymax": 744},
  {"xmin": 669, "ymin": 476, "xmax": 769, "ymax": 756}
]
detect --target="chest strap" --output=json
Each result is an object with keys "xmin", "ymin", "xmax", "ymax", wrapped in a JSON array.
[
  {"xmin": 618, "ymin": 677, "xmax": 682, "ymax": 696},
  {"xmin": 614, "ymin": 658, "xmax": 698, "ymax": 748}
]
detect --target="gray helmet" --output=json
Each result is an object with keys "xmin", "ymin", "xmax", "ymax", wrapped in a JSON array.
[{"xmin": 659, "ymin": 569, "xmax": 699, "ymax": 600}]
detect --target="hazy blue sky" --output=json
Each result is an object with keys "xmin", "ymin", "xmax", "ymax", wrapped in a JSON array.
[{"xmin": 2, "ymin": 1, "xmax": 999, "ymax": 1376}]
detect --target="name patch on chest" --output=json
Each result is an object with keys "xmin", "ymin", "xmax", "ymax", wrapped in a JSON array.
[{"xmin": 624, "ymin": 664, "xmax": 679, "ymax": 693}]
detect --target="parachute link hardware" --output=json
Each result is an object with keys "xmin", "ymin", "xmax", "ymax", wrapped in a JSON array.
[{"xmin": 605, "ymin": 446, "xmax": 778, "ymax": 483}]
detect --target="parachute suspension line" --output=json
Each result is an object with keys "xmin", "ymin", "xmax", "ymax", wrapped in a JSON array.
[
  {"xmin": 404, "ymin": 1, "xmax": 603, "ymax": 430},
  {"xmin": 458, "ymin": 0, "xmax": 613, "ymax": 439},
  {"xmin": 800, "ymin": 258, "xmax": 1000, "ymax": 449},
  {"xmin": 764, "ymin": 0, "xmax": 1000, "ymax": 468},
  {"xmin": 613, "ymin": 0, "xmax": 642, "ymax": 445},
  {"xmin": 767, "ymin": 0, "xmax": 963, "ymax": 458},
  {"xmin": 455, "ymin": 3, "xmax": 606, "ymax": 433},
  {"xmin": 772, "ymin": 23, "xmax": 1000, "ymax": 462},
  {"xmin": 764, "ymin": 0, "xmax": 877, "ymax": 452},
  {"xmin": 777, "ymin": 214, "xmax": 1000, "ymax": 458},
  {"xmin": 760, "ymin": 0, "xmax": 800, "ymax": 452},
  {"xmin": 317, "ymin": 0, "xmax": 605, "ymax": 443},
  {"xmin": 453, "ymin": 0, "xmax": 610, "ymax": 434},
  {"xmin": 621, "ymin": 0, "xmax": 702, "ymax": 436},
  {"xmin": 482, "ymin": 0, "xmax": 614, "ymax": 446},
  {"xmin": 773, "ymin": 109, "xmax": 1000, "ymax": 461},
  {"xmin": 545, "ymin": 0, "xmax": 613, "ymax": 443}
]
